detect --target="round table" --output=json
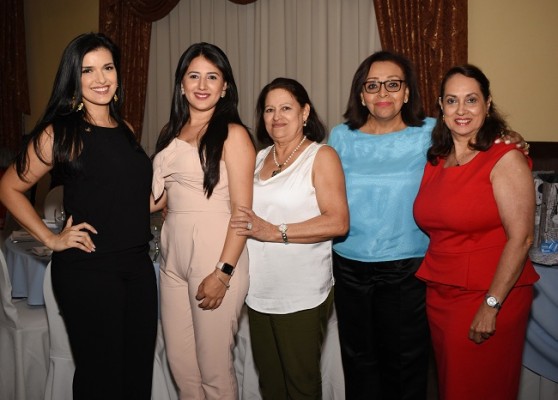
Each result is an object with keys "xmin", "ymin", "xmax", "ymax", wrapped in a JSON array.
[{"xmin": 5, "ymin": 237, "xmax": 50, "ymax": 306}]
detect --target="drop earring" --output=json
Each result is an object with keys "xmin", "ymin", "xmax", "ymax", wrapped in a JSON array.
[{"xmin": 70, "ymin": 96, "xmax": 83, "ymax": 111}]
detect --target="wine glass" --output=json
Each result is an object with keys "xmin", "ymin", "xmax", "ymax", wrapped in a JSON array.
[
  {"xmin": 151, "ymin": 225, "xmax": 160, "ymax": 261},
  {"xmin": 54, "ymin": 209, "xmax": 66, "ymax": 231}
]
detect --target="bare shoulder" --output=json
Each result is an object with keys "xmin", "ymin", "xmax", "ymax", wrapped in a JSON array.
[
  {"xmin": 494, "ymin": 148, "xmax": 530, "ymax": 171},
  {"xmin": 225, "ymin": 123, "xmax": 254, "ymax": 148},
  {"xmin": 315, "ymin": 144, "xmax": 342, "ymax": 164},
  {"xmin": 227, "ymin": 122, "xmax": 251, "ymax": 138},
  {"xmin": 317, "ymin": 144, "xmax": 340, "ymax": 157},
  {"xmin": 491, "ymin": 148, "xmax": 532, "ymax": 183}
]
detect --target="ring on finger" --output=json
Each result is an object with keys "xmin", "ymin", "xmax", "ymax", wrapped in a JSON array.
[{"xmin": 247, "ymin": 222, "xmax": 253, "ymax": 230}]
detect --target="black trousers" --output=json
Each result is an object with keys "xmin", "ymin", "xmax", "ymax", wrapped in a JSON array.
[
  {"xmin": 333, "ymin": 252, "xmax": 430, "ymax": 400},
  {"xmin": 52, "ymin": 248, "xmax": 158, "ymax": 400}
]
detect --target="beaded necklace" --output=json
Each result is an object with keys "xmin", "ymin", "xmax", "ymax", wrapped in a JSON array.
[{"xmin": 271, "ymin": 136, "xmax": 306, "ymax": 177}]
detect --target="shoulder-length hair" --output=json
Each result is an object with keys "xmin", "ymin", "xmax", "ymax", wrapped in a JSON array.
[
  {"xmin": 255, "ymin": 77, "xmax": 327, "ymax": 147},
  {"xmin": 16, "ymin": 32, "xmax": 132, "ymax": 180},
  {"xmin": 343, "ymin": 50, "xmax": 425, "ymax": 130},
  {"xmin": 154, "ymin": 42, "xmax": 248, "ymax": 198},
  {"xmin": 427, "ymin": 64, "xmax": 508, "ymax": 165}
]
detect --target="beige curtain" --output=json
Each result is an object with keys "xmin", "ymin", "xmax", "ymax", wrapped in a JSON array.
[{"xmin": 141, "ymin": 0, "xmax": 381, "ymax": 154}]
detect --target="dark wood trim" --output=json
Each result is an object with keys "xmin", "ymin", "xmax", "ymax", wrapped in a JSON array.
[{"xmin": 530, "ymin": 142, "xmax": 558, "ymax": 172}]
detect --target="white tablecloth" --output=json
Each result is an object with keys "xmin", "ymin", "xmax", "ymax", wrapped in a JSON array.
[
  {"xmin": 523, "ymin": 264, "xmax": 558, "ymax": 383},
  {"xmin": 5, "ymin": 237, "xmax": 49, "ymax": 305}
]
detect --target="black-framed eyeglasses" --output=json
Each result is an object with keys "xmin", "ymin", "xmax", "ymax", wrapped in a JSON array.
[{"xmin": 362, "ymin": 79, "xmax": 405, "ymax": 94}]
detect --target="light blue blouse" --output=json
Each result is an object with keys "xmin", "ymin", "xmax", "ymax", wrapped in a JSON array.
[{"xmin": 328, "ymin": 118, "xmax": 435, "ymax": 262}]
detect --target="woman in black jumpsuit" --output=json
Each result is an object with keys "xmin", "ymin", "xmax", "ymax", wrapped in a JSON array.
[{"xmin": 0, "ymin": 33, "xmax": 157, "ymax": 400}]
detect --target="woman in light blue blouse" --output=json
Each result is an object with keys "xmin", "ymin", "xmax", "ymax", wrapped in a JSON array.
[{"xmin": 328, "ymin": 50, "xmax": 433, "ymax": 400}]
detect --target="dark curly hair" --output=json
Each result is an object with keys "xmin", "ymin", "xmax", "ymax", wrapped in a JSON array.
[{"xmin": 427, "ymin": 64, "xmax": 508, "ymax": 165}]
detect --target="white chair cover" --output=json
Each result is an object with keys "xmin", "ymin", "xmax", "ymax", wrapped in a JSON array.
[
  {"xmin": 151, "ymin": 320, "xmax": 179, "ymax": 400},
  {"xmin": 43, "ymin": 186, "xmax": 63, "ymax": 221},
  {"xmin": 234, "ymin": 308, "xmax": 261, "ymax": 399},
  {"xmin": 43, "ymin": 262, "xmax": 74, "ymax": 400},
  {"xmin": 0, "ymin": 247, "xmax": 49, "ymax": 400},
  {"xmin": 519, "ymin": 366, "xmax": 558, "ymax": 400},
  {"xmin": 233, "ymin": 305, "xmax": 346, "ymax": 400}
]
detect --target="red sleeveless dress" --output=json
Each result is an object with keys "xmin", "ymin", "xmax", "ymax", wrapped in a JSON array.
[{"xmin": 414, "ymin": 143, "xmax": 539, "ymax": 400}]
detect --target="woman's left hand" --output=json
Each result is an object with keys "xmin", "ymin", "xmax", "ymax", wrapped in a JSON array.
[
  {"xmin": 468, "ymin": 302, "xmax": 498, "ymax": 344},
  {"xmin": 195, "ymin": 271, "xmax": 229, "ymax": 310},
  {"xmin": 495, "ymin": 130, "xmax": 530, "ymax": 155},
  {"xmin": 230, "ymin": 206, "xmax": 275, "ymax": 241}
]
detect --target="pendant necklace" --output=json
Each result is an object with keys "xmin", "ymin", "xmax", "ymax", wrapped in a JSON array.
[{"xmin": 271, "ymin": 136, "xmax": 306, "ymax": 177}]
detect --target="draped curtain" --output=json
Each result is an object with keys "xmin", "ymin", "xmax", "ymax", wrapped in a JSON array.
[
  {"xmin": 98, "ymin": 0, "xmax": 468, "ymax": 144},
  {"xmin": 99, "ymin": 0, "xmax": 180, "ymax": 138},
  {"xmin": 141, "ymin": 0, "xmax": 381, "ymax": 154},
  {"xmin": 0, "ymin": 0, "xmax": 30, "ymax": 155},
  {"xmin": 374, "ymin": 0, "xmax": 468, "ymax": 117}
]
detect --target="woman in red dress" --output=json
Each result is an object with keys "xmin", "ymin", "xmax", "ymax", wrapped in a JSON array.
[{"xmin": 413, "ymin": 64, "xmax": 539, "ymax": 400}]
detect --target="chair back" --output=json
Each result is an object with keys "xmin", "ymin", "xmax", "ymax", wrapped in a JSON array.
[
  {"xmin": 0, "ymin": 247, "xmax": 49, "ymax": 400},
  {"xmin": 0, "ymin": 247, "xmax": 18, "ymax": 328},
  {"xmin": 44, "ymin": 186, "xmax": 64, "ymax": 221}
]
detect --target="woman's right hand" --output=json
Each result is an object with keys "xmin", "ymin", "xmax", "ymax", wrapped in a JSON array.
[{"xmin": 45, "ymin": 215, "xmax": 97, "ymax": 253}]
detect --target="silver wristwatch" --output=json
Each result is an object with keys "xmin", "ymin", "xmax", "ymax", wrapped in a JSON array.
[{"xmin": 485, "ymin": 294, "xmax": 501, "ymax": 310}]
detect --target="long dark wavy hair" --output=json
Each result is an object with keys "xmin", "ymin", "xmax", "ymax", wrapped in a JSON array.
[
  {"xmin": 255, "ymin": 77, "xmax": 327, "ymax": 147},
  {"xmin": 427, "ymin": 64, "xmax": 508, "ymax": 165},
  {"xmin": 15, "ymin": 32, "xmax": 132, "ymax": 180},
  {"xmin": 154, "ymin": 42, "xmax": 248, "ymax": 198},
  {"xmin": 343, "ymin": 50, "xmax": 425, "ymax": 130}
]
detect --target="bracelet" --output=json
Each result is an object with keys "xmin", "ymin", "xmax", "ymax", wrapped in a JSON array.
[
  {"xmin": 214, "ymin": 270, "xmax": 230, "ymax": 289},
  {"xmin": 278, "ymin": 223, "xmax": 289, "ymax": 244}
]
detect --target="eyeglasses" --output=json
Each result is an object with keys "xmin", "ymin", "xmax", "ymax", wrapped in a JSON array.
[{"xmin": 362, "ymin": 79, "xmax": 405, "ymax": 94}]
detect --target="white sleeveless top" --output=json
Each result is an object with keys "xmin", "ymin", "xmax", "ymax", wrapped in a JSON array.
[{"xmin": 246, "ymin": 141, "xmax": 334, "ymax": 314}]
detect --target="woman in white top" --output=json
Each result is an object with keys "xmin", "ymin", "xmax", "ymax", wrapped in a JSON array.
[{"xmin": 231, "ymin": 77, "xmax": 349, "ymax": 399}]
